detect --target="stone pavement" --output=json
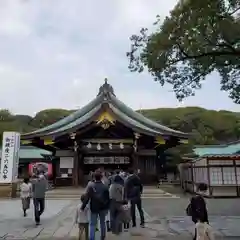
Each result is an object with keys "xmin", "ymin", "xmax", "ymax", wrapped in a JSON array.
[
  {"xmin": 45, "ymin": 186, "xmax": 180, "ymax": 199},
  {"xmin": 145, "ymin": 216, "xmax": 240, "ymax": 239},
  {"xmin": 0, "ymin": 199, "xmax": 240, "ymax": 239}
]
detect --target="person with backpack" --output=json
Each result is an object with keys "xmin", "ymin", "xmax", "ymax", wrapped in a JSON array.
[
  {"xmin": 86, "ymin": 172, "xmax": 95, "ymax": 191},
  {"xmin": 109, "ymin": 174, "xmax": 126, "ymax": 234},
  {"xmin": 102, "ymin": 171, "xmax": 110, "ymax": 186},
  {"xmin": 186, "ymin": 183, "xmax": 209, "ymax": 240},
  {"xmin": 81, "ymin": 171, "xmax": 110, "ymax": 240}
]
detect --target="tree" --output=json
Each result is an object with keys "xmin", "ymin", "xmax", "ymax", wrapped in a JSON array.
[
  {"xmin": 0, "ymin": 109, "xmax": 14, "ymax": 121},
  {"xmin": 30, "ymin": 109, "xmax": 74, "ymax": 128},
  {"xmin": 127, "ymin": 0, "xmax": 240, "ymax": 104},
  {"xmin": 140, "ymin": 107, "xmax": 240, "ymax": 144}
]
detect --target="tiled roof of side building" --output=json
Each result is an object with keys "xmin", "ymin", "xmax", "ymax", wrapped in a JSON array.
[
  {"xmin": 193, "ymin": 141, "xmax": 240, "ymax": 156},
  {"xmin": 0, "ymin": 146, "xmax": 52, "ymax": 159}
]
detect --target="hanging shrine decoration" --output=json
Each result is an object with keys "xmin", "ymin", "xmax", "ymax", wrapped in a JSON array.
[
  {"xmin": 97, "ymin": 143, "xmax": 101, "ymax": 150},
  {"xmin": 70, "ymin": 133, "xmax": 78, "ymax": 152},
  {"xmin": 85, "ymin": 141, "xmax": 128, "ymax": 150},
  {"xmin": 87, "ymin": 142, "xmax": 92, "ymax": 149},
  {"xmin": 70, "ymin": 132, "xmax": 76, "ymax": 140},
  {"xmin": 133, "ymin": 133, "xmax": 140, "ymax": 152},
  {"xmin": 74, "ymin": 141, "xmax": 78, "ymax": 152},
  {"xmin": 119, "ymin": 142, "xmax": 124, "ymax": 149}
]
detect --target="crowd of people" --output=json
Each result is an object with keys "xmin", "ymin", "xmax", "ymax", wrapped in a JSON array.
[
  {"xmin": 76, "ymin": 168, "xmax": 145, "ymax": 240},
  {"xmin": 19, "ymin": 168, "xmax": 215, "ymax": 240}
]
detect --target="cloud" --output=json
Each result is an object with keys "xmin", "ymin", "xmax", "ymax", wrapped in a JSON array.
[
  {"xmin": 0, "ymin": 0, "xmax": 238, "ymax": 116},
  {"xmin": 0, "ymin": 1, "xmax": 31, "ymax": 36}
]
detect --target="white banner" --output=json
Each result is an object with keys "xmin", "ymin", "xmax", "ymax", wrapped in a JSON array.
[
  {"xmin": 13, "ymin": 133, "xmax": 20, "ymax": 181},
  {"xmin": 0, "ymin": 132, "xmax": 20, "ymax": 183}
]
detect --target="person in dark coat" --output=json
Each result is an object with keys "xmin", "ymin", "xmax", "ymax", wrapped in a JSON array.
[
  {"xmin": 124, "ymin": 169, "xmax": 144, "ymax": 227},
  {"xmin": 189, "ymin": 183, "xmax": 209, "ymax": 240},
  {"xmin": 31, "ymin": 171, "xmax": 48, "ymax": 225},
  {"xmin": 81, "ymin": 172, "xmax": 110, "ymax": 240}
]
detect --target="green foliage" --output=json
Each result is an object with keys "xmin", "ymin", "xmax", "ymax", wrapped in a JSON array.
[
  {"xmin": 127, "ymin": 0, "xmax": 240, "ymax": 104},
  {"xmin": 140, "ymin": 107, "xmax": 240, "ymax": 144},
  {"xmin": 30, "ymin": 109, "xmax": 74, "ymax": 128},
  {"xmin": 0, "ymin": 109, "xmax": 15, "ymax": 121},
  {"xmin": 0, "ymin": 109, "xmax": 72, "ymax": 143},
  {"xmin": 140, "ymin": 106, "xmax": 239, "ymax": 164}
]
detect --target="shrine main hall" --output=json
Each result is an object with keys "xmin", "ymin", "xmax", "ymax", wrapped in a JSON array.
[{"xmin": 21, "ymin": 80, "xmax": 189, "ymax": 186}]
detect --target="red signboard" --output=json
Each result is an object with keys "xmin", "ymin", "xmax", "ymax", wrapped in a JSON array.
[{"xmin": 28, "ymin": 162, "xmax": 52, "ymax": 176}]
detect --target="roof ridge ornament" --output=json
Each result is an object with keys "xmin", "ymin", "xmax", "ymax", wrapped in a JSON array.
[{"xmin": 97, "ymin": 78, "xmax": 116, "ymax": 97}]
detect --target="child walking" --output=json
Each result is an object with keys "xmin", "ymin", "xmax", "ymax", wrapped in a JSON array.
[
  {"xmin": 75, "ymin": 195, "xmax": 89, "ymax": 240},
  {"xmin": 196, "ymin": 221, "xmax": 215, "ymax": 240}
]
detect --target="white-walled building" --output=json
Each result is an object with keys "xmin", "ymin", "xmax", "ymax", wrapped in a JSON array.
[{"xmin": 180, "ymin": 141, "xmax": 240, "ymax": 197}]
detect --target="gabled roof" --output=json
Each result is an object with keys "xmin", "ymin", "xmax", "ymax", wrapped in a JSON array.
[
  {"xmin": 22, "ymin": 79, "xmax": 189, "ymax": 140},
  {"xmin": 193, "ymin": 140, "xmax": 240, "ymax": 156}
]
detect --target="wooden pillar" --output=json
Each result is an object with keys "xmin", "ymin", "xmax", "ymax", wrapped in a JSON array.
[
  {"xmin": 233, "ymin": 159, "xmax": 239, "ymax": 196},
  {"xmin": 131, "ymin": 152, "xmax": 138, "ymax": 170},
  {"xmin": 191, "ymin": 164, "xmax": 194, "ymax": 193},
  {"xmin": 132, "ymin": 133, "xmax": 140, "ymax": 172},
  {"xmin": 155, "ymin": 147, "xmax": 160, "ymax": 177},
  {"xmin": 78, "ymin": 153, "xmax": 84, "ymax": 186},
  {"xmin": 73, "ymin": 142, "xmax": 79, "ymax": 186},
  {"xmin": 156, "ymin": 146, "xmax": 167, "ymax": 179},
  {"xmin": 70, "ymin": 133, "xmax": 79, "ymax": 187},
  {"xmin": 206, "ymin": 158, "xmax": 212, "ymax": 196}
]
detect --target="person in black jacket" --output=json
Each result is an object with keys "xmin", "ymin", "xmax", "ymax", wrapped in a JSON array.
[
  {"xmin": 81, "ymin": 172, "xmax": 110, "ymax": 240},
  {"xmin": 124, "ymin": 169, "xmax": 144, "ymax": 227},
  {"xmin": 189, "ymin": 183, "xmax": 209, "ymax": 240}
]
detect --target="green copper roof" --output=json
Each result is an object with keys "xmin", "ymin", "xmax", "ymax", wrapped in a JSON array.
[
  {"xmin": 109, "ymin": 104, "xmax": 163, "ymax": 136},
  {"xmin": 22, "ymin": 94, "xmax": 103, "ymax": 138},
  {"xmin": 110, "ymin": 93, "xmax": 188, "ymax": 138},
  {"xmin": 193, "ymin": 141, "xmax": 240, "ymax": 156},
  {"xmin": 0, "ymin": 146, "xmax": 51, "ymax": 159},
  {"xmin": 21, "ymin": 80, "xmax": 189, "ymax": 140},
  {"xmin": 46, "ymin": 105, "xmax": 101, "ymax": 137}
]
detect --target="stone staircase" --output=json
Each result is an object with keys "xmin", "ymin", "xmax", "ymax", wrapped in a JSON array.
[{"xmin": 45, "ymin": 187, "xmax": 180, "ymax": 199}]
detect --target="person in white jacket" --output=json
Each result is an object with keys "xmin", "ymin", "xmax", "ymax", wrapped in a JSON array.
[
  {"xmin": 75, "ymin": 194, "xmax": 89, "ymax": 240},
  {"xmin": 196, "ymin": 221, "xmax": 215, "ymax": 240},
  {"xmin": 20, "ymin": 177, "xmax": 32, "ymax": 217}
]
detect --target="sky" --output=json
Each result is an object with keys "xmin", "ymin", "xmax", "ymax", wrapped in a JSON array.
[{"xmin": 0, "ymin": 0, "xmax": 239, "ymax": 116}]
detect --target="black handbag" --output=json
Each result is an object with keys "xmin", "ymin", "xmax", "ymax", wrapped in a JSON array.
[{"xmin": 186, "ymin": 203, "xmax": 192, "ymax": 216}]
